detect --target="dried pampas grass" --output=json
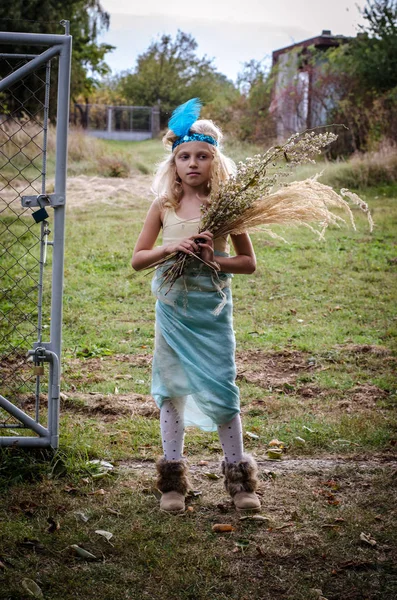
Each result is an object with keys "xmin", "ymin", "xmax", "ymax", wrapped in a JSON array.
[{"xmin": 216, "ymin": 177, "xmax": 374, "ymax": 240}]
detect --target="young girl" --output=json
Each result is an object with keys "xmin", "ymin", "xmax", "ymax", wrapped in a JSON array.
[{"xmin": 132, "ymin": 99, "xmax": 261, "ymax": 513}]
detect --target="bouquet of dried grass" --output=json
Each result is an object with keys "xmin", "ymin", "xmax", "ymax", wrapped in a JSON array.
[{"xmin": 153, "ymin": 130, "xmax": 373, "ymax": 292}]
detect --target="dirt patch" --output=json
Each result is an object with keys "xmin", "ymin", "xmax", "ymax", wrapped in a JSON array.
[
  {"xmin": 345, "ymin": 383, "xmax": 390, "ymax": 408},
  {"xmin": 1, "ymin": 346, "xmax": 393, "ymax": 417},
  {"xmin": 235, "ymin": 348, "xmax": 393, "ymax": 410},
  {"xmin": 66, "ymin": 175, "xmax": 152, "ymax": 210},
  {"xmin": 236, "ymin": 349, "xmax": 317, "ymax": 390},
  {"xmin": 61, "ymin": 391, "xmax": 158, "ymax": 420},
  {"xmin": 335, "ymin": 344, "xmax": 393, "ymax": 356},
  {"xmin": 0, "ymin": 175, "xmax": 153, "ymax": 214},
  {"xmin": 0, "ymin": 353, "xmax": 33, "ymax": 380},
  {"xmin": 118, "ymin": 455, "xmax": 397, "ymax": 476},
  {"xmin": 62, "ymin": 353, "xmax": 152, "ymax": 388}
]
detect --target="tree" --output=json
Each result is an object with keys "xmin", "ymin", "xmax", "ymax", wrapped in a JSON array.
[
  {"xmin": 234, "ymin": 59, "xmax": 276, "ymax": 142},
  {"xmin": 353, "ymin": 0, "xmax": 397, "ymax": 93},
  {"xmin": 115, "ymin": 30, "xmax": 235, "ymax": 127},
  {"xmin": 323, "ymin": 0, "xmax": 397, "ymax": 150},
  {"xmin": 0, "ymin": 1, "xmax": 114, "ymax": 118}
]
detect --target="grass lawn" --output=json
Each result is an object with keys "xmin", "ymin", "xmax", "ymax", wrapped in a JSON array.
[{"xmin": 0, "ymin": 139, "xmax": 396, "ymax": 599}]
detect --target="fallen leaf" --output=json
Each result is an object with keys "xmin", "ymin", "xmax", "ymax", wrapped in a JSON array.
[
  {"xmin": 70, "ymin": 545, "xmax": 97, "ymax": 560},
  {"xmin": 88, "ymin": 488, "xmax": 106, "ymax": 495},
  {"xmin": 266, "ymin": 449, "xmax": 283, "ymax": 460},
  {"xmin": 88, "ymin": 460, "xmax": 114, "ymax": 471},
  {"xmin": 204, "ymin": 472, "xmax": 220, "ymax": 480},
  {"xmin": 212, "ymin": 524, "xmax": 235, "ymax": 532},
  {"xmin": 240, "ymin": 515, "xmax": 270, "ymax": 522},
  {"xmin": 322, "ymin": 479, "xmax": 339, "ymax": 489},
  {"xmin": 21, "ymin": 578, "xmax": 44, "ymax": 598},
  {"xmin": 95, "ymin": 530, "xmax": 113, "ymax": 542},
  {"xmin": 186, "ymin": 506, "xmax": 194, "ymax": 513},
  {"xmin": 246, "ymin": 431, "xmax": 259, "ymax": 439},
  {"xmin": 75, "ymin": 511, "xmax": 90, "ymax": 523},
  {"xmin": 274, "ymin": 523, "xmax": 294, "ymax": 531},
  {"xmin": 63, "ymin": 485, "xmax": 78, "ymax": 494},
  {"xmin": 332, "ymin": 439, "xmax": 360, "ymax": 446},
  {"xmin": 187, "ymin": 490, "xmax": 202, "ymax": 497},
  {"xmin": 106, "ymin": 508, "xmax": 121, "ymax": 516},
  {"xmin": 294, "ymin": 436, "xmax": 306, "ymax": 444},
  {"xmin": 328, "ymin": 499, "xmax": 340, "ymax": 506},
  {"xmin": 198, "ymin": 461, "xmax": 208, "ymax": 466},
  {"xmin": 360, "ymin": 532, "xmax": 377, "ymax": 547},
  {"xmin": 268, "ymin": 438, "xmax": 284, "ymax": 447}
]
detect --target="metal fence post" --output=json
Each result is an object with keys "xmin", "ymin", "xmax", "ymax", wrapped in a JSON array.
[{"xmin": 0, "ymin": 29, "xmax": 72, "ymax": 449}]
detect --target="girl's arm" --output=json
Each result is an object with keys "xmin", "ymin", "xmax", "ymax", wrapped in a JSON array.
[
  {"xmin": 131, "ymin": 201, "xmax": 201, "ymax": 271},
  {"xmin": 199, "ymin": 232, "xmax": 256, "ymax": 275}
]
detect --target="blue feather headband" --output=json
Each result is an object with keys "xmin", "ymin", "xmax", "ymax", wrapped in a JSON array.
[{"xmin": 168, "ymin": 98, "xmax": 218, "ymax": 151}]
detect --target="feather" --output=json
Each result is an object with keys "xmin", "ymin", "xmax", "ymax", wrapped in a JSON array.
[{"xmin": 168, "ymin": 98, "xmax": 202, "ymax": 137}]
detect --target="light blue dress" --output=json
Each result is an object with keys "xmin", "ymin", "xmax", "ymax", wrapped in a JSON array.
[{"xmin": 151, "ymin": 211, "xmax": 240, "ymax": 432}]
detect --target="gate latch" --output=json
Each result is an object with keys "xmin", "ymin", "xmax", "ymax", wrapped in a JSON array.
[{"xmin": 21, "ymin": 193, "xmax": 65, "ymax": 209}]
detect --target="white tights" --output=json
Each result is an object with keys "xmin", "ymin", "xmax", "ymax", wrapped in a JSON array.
[
  {"xmin": 160, "ymin": 399, "xmax": 244, "ymax": 464},
  {"xmin": 160, "ymin": 399, "xmax": 185, "ymax": 461}
]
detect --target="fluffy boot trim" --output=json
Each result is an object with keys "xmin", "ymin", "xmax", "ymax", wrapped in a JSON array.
[
  {"xmin": 221, "ymin": 454, "xmax": 259, "ymax": 497},
  {"xmin": 156, "ymin": 458, "xmax": 190, "ymax": 495}
]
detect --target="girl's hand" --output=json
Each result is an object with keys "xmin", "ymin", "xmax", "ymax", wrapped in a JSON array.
[
  {"xmin": 196, "ymin": 231, "xmax": 215, "ymax": 265},
  {"xmin": 164, "ymin": 236, "xmax": 200, "ymax": 256}
]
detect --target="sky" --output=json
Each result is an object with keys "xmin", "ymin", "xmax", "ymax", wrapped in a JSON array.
[{"xmin": 99, "ymin": 0, "xmax": 368, "ymax": 82}]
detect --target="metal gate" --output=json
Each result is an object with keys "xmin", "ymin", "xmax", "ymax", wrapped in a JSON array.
[{"xmin": 0, "ymin": 28, "xmax": 71, "ymax": 448}]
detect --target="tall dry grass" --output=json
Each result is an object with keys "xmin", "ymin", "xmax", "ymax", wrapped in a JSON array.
[
  {"xmin": 0, "ymin": 117, "xmax": 48, "ymax": 168},
  {"xmin": 323, "ymin": 142, "xmax": 397, "ymax": 189},
  {"xmin": 1, "ymin": 119, "xmax": 396, "ymax": 187},
  {"xmin": 0, "ymin": 120, "xmax": 132, "ymax": 177},
  {"xmin": 293, "ymin": 142, "xmax": 397, "ymax": 190}
]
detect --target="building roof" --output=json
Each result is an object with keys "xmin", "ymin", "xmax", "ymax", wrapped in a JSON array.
[{"xmin": 272, "ymin": 30, "xmax": 350, "ymax": 65}]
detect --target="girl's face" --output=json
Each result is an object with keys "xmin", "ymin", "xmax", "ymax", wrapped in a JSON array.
[{"xmin": 174, "ymin": 142, "xmax": 213, "ymax": 191}]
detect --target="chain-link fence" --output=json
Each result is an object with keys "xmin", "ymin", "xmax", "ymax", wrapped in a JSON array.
[
  {"xmin": 0, "ymin": 30, "xmax": 71, "ymax": 448},
  {"xmin": 72, "ymin": 103, "xmax": 159, "ymax": 141}
]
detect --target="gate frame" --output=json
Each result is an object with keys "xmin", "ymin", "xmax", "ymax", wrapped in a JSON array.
[{"xmin": 0, "ymin": 29, "xmax": 72, "ymax": 448}]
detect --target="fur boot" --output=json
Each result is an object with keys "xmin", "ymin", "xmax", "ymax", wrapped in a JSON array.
[
  {"xmin": 156, "ymin": 457, "xmax": 190, "ymax": 513},
  {"xmin": 222, "ymin": 454, "xmax": 261, "ymax": 510}
]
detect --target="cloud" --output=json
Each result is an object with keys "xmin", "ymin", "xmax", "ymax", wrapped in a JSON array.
[{"xmin": 100, "ymin": 14, "xmax": 312, "ymax": 81}]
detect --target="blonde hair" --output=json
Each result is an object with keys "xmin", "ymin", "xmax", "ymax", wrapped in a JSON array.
[{"xmin": 152, "ymin": 119, "xmax": 236, "ymax": 209}]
